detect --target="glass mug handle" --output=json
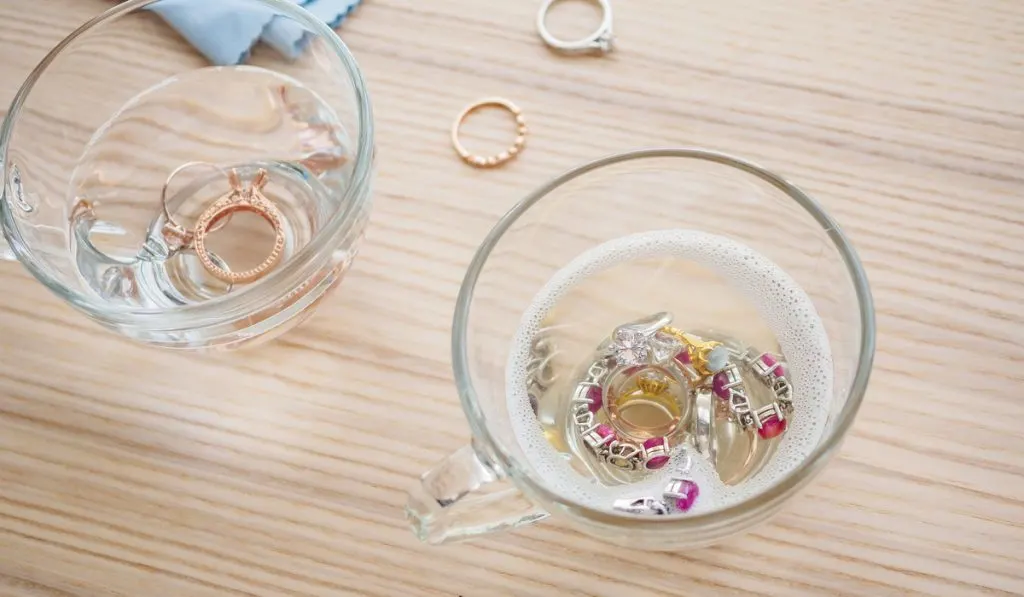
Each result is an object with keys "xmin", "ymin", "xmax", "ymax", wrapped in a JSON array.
[
  {"xmin": 1, "ymin": 165, "xmax": 20, "ymax": 261},
  {"xmin": 406, "ymin": 441, "xmax": 548, "ymax": 544},
  {"xmin": 0, "ymin": 211, "xmax": 13, "ymax": 261}
]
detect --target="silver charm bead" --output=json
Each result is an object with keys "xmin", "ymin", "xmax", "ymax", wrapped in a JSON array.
[{"xmin": 613, "ymin": 497, "xmax": 669, "ymax": 516}]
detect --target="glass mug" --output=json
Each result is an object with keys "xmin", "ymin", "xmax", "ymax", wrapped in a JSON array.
[
  {"xmin": 0, "ymin": 0, "xmax": 373, "ymax": 349},
  {"xmin": 407, "ymin": 149, "xmax": 875, "ymax": 548}
]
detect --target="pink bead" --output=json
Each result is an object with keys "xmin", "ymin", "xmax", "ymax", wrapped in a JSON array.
[
  {"xmin": 760, "ymin": 354, "xmax": 786, "ymax": 377},
  {"xmin": 758, "ymin": 415, "xmax": 788, "ymax": 439},
  {"xmin": 674, "ymin": 350, "xmax": 691, "ymax": 365},
  {"xmin": 642, "ymin": 437, "xmax": 664, "ymax": 449},
  {"xmin": 595, "ymin": 424, "xmax": 616, "ymax": 440},
  {"xmin": 586, "ymin": 385, "xmax": 603, "ymax": 413},
  {"xmin": 642, "ymin": 437, "xmax": 670, "ymax": 470},
  {"xmin": 672, "ymin": 479, "xmax": 700, "ymax": 512},
  {"xmin": 712, "ymin": 372, "xmax": 730, "ymax": 399}
]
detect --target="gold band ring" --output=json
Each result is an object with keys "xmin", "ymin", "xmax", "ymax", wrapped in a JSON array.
[{"xmin": 451, "ymin": 97, "xmax": 527, "ymax": 168}]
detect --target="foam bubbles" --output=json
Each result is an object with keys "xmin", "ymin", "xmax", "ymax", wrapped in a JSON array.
[{"xmin": 505, "ymin": 230, "xmax": 834, "ymax": 514}]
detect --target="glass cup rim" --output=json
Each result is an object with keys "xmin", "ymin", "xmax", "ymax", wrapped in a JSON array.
[
  {"xmin": 451, "ymin": 147, "xmax": 876, "ymax": 528},
  {"xmin": 0, "ymin": 0, "xmax": 374, "ymax": 328}
]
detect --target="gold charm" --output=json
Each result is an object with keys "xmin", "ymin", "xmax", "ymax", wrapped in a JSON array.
[{"xmin": 660, "ymin": 326, "xmax": 728, "ymax": 377}]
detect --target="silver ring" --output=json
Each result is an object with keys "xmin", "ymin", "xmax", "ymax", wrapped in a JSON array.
[
  {"xmin": 536, "ymin": 0, "xmax": 614, "ymax": 54},
  {"xmin": 606, "ymin": 312, "xmax": 674, "ymax": 367},
  {"xmin": 613, "ymin": 311, "xmax": 671, "ymax": 338},
  {"xmin": 691, "ymin": 386, "xmax": 717, "ymax": 465}
]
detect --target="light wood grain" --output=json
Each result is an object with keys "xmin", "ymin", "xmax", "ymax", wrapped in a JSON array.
[{"xmin": 0, "ymin": 0, "xmax": 1022, "ymax": 595}]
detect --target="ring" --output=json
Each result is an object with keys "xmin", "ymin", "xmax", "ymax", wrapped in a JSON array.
[
  {"xmin": 536, "ymin": 0, "xmax": 614, "ymax": 54},
  {"xmin": 691, "ymin": 386, "xmax": 717, "ymax": 465},
  {"xmin": 573, "ymin": 314, "xmax": 699, "ymax": 472},
  {"xmin": 160, "ymin": 161, "xmax": 232, "ymax": 247},
  {"xmin": 613, "ymin": 311, "xmax": 672, "ymax": 338},
  {"xmin": 451, "ymin": 98, "xmax": 527, "ymax": 168},
  {"xmin": 711, "ymin": 345, "xmax": 794, "ymax": 440},
  {"xmin": 192, "ymin": 169, "xmax": 286, "ymax": 284},
  {"xmin": 661, "ymin": 325, "xmax": 731, "ymax": 377},
  {"xmin": 607, "ymin": 312, "xmax": 677, "ymax": 367}
]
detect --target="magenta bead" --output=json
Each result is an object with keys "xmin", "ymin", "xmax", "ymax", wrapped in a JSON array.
[
  {"xmin": 586, "ymin": 385, "xmax": 603, "ymax": 413},
  {"xmin": 595, "ymin": 424, "xmax": 616, "ymax": 440},
  {"xmin": 673, "ymin": 479, "xmax": 700, "ymax": 512},
  {"xmin": 712, "ymin": 372, "xmax": 730, "ymax": 399},
  {"xmin": 760, "ymin": 353, "xmax": 786, "ymax": 378},
  {"xmin": 642, "ymin": 437, "xmax": 670, "ymax": 470},
  {"xmin": 758, "ymin": 415, "xmax": 788, "ymax": 439}
]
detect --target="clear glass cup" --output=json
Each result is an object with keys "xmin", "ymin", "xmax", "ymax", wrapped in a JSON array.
[
  {"xmin": 407, "ymin": 148, "xmax": 875, "ymax": 548},
  {"xmin": 0, "ymin": 0, "xmax": 373, "ymax": 349}
]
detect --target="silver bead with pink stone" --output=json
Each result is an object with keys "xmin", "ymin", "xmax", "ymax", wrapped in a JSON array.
[
  {"xmin": 711, "ymin": 346, "xmax": 795, "ymax": 440},
  {"xmin": 612, "ymin": 447, "xmax": 701, "ymax": 516}
]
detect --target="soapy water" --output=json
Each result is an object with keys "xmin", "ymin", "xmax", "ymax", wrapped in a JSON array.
[{"xmin": 506, "ymin": 230, "xmax": 834, "ymax": 515}]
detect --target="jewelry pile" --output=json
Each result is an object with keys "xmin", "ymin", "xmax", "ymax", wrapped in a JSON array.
[{"xmin": 562, "ymin": 312, "xmax": 794, "ymax": 514}]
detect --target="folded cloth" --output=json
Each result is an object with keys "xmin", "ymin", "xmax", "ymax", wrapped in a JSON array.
[{"xmin": 150, "ymin": 0, "xmax": 362, "ymax": 66}]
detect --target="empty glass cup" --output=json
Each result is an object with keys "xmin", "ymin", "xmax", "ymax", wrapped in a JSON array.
[
  {"xmin": 407, "ymin": 148, "xmax": 875, "ymax": 548},
  {"xmin": 0, "ymin": 0, "xmax": 373, "ymax": 349}
]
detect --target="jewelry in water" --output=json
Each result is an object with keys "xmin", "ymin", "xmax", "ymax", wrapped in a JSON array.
[{"xmin": 509, "ymin": 230, "xmax": 834, "ymax": 517}]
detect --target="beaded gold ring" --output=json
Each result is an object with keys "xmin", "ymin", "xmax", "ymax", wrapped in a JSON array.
[{"xmin": 451, "ymin": 97, "xmax": 527, "ymax": 168}]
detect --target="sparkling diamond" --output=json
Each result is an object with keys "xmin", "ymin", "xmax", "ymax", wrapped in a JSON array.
[
  {"xmin": 649, "ymin": 333, "xmax": 683, "ymax": 364},
  {"xmin": 611, "ymin": 330, "xmax": 650, "ymax": 367}
]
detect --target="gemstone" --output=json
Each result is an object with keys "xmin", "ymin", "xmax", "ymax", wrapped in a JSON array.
[
  {"xmin": 611, "ymin": 330, "xmax": 650, "ymax": 367},
  {"xmin": 595, "ymin": 424, "xmax": 616, "ymax": 440},
  {"xmin": 642, "ymin": 437, "xmax": 666, "ymax": 449},
  {"xmin": 674, "ymin": 350, "xmax": 691, "ymax": 365},
  {"xmin": 671, "ymin": 479, "xmax": 700, "ymax": 512},
  {"xmin": 760, "ymin": 353, "xmax": 787, "ymax": 378},
  {"xmin": 706, "ymin": 345, "xmax": 730, "ymax": 373},
  {"xmin": 712, "ymin": 372, "xmax": 731, "ymax": 399},
  {"xmin": 586, "ymin": 385, "xmax": 603, "ymax": 413},
  {"xmin": 650, "ymin": 334, "xmax": 683, "ymax": 364},
  {"xmin": 642, "ymin": 437, "xmax": 670, "ymax": 470},
  {"xmin": 758, "ymin": 415, "xmax": 788, "ymax": 439}
]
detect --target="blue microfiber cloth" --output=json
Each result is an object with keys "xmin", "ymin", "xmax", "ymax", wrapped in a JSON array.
[{"xmin": 150, "ymin": 0, "xmax": 362, "ymax": 66}]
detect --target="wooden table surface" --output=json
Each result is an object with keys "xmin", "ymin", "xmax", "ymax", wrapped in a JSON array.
[{"xmin": 0, "ymin": 0, "xmax": 1021, "ymax": 595}]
